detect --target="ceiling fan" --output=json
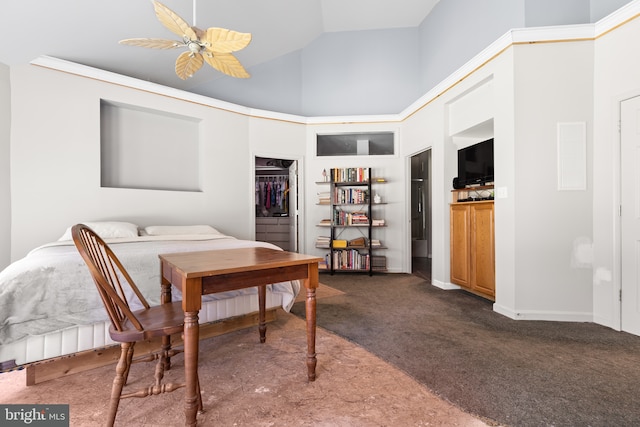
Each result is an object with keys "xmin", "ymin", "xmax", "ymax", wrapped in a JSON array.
[{"xmin": 120, "ymin": 0, "xmax": 252, "ymax": 80}]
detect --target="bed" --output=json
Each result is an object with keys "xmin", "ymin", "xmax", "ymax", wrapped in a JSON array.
[{"xmin": 0, "ymin": 222, "xmax": 300, "ymax": 383}]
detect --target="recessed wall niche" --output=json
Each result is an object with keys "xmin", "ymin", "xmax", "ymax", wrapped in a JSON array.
[{"xmin": 100, "ymin": 100, "xmax": 202, "ymax": 191}]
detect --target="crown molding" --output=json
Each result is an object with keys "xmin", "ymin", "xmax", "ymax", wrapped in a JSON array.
[
  {"xmin": 595, "ymin": 0, "xmax": 640, "ymax": 36},
  {"xmin": 30, "ymin": 1, "xmax": 640, "ymax": 126},
  {"xmin": 31, "ymin": 56, "xmax": 269, "ymax": 119}
]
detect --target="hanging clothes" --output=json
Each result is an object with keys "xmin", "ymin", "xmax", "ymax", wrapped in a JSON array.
[
  {"xmin": 255, "ymin": 175, "xmax": 289, "ymax": 212},
  {"xmin": 255, "ymin": 180, "xmax": 260, "ymax": 206},
  {"xmin": 277, "ymin": 178, "xmax": 284, "ymax": 208},
  {"xmin": 283, "ymin": 179, "xmax": 289, "ymax": 212},
  {"xmin": 271, "ymin": 180, "xmax": 277, "ymax": 207},
  {"xmin": 273, "ymin": 181, "xmax": 278, "ymax": 207},
  {"xmin": 265, "ymin": 181, "xmax": 272, "ymax": 209}
]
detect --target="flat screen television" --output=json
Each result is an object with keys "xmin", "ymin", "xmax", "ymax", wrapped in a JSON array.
[{"xmin": 457, "ymin": 138, "xmax": 494, "ymax": 186}]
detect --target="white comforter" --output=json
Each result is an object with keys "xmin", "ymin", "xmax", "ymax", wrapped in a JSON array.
[{"xmin": 0, "ymin": 234, "xmax": 299, "ymax": 348}]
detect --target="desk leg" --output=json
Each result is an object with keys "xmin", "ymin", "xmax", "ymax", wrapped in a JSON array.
[
  {"xmin": 184, "ymin": 311, "xmax": 199, "ymax": 427},
  {"xmin": 258, "ymin": 285, "xmax": 266, "ymax": 343},
  {"xmin": 161, "ymin": 276, "xmax": 172, "ymax": 371},
  {"xmin": 305, "ymin": 263, "xmax": 319, "ymax": 381}
]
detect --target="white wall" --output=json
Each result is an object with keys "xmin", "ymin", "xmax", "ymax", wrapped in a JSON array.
[
  {"xmin": 509, "ymin": 41, "xmax": 594, "ymax": 320},
  {"xmin": 248, "ymin": 115, "xmax": 308, "ymax": 246},
  {"xmin": 491, "ymin": 49, "xmax": 518, "ymax": 316},
  {"xmin": 0, "ymin": 63, "xmax": 10, "ymax": 271},
  {"xmin": 592, "ymin": 9, "xmax": 640, "ymax": 329},
  {"xmin": 401, "ymin": 46, "xmax": 520, "ymax": 308},
  {"xmin": 401, "ymin": 97, "xmax": 448, "ymax": 285},
  {"xmin": 8, "ymin": 63, "xmax": 305, "ymax": 260}
]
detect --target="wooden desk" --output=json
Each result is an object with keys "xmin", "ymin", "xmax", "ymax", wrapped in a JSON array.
[{"xmin": 159, "ymin": 247, "xmax": 323, "ymax": 426}]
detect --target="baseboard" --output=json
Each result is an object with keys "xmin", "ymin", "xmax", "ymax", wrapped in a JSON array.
[
  {"xmin": 592, "ymin": 314, "xmax": 620, "ymax": 331},
  {"xmin": 493, "ymin": 303, "xmax": 592, "ymax": 322},
  {"xmin": 431, "ymin": 279, "xmax": 461, "ymax": 290}
]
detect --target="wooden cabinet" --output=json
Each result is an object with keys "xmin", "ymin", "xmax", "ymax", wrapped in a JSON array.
[
  {"xmin": 450, "ymin": 201, "xmax": 495, "ymax": 300},
  {"xmin": 450, "ymin": 204, "xmax": 472, "ymax": 286}
]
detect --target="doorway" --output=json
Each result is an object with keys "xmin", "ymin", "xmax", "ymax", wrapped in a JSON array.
[
  {"xmin": 254, "ymin": 157, "xmax": 299, "ymax": 252},
  {"xmin": 410, "ymin": 149, "xmax": 432, "ymax": 280}
]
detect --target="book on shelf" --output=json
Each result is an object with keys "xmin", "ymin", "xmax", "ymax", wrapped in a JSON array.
[
  {"xmin": 315, "ymin": 236, "xmax": 331, "ymax": 248},
  {"xmin": 372, "ymin": 219, "xmax": 385, "ymax": 226},
  {"xmin": 333, "ymin": 187, "xmax": 368, "ymax": 204},
  {"xmin": 317, "ymin": 191, "xmax": 330, "ymax": 204},
  {"xmin": 371, "ymin": 239, "xmax": 382, "ymax": 247},
  {"xmin": 332, "ymin": 239, "xmax": 347, "ymax": 248},
  {"xmin": 348, "ymin": 237, "xmax": 367, "ymax": 248},
  {"xmin": 319, "ymin": 218, "xmax": 332, "ymax": 226},
  {"xmin": 350, "ymin": 211, "xmax": 369, "ymax": 225},
  {"xmin": 331, "ymin": 167, "xmax": 370, "ymax": 183},
  {"xmin": 332, "ymin": 249, "xmax": 370, "ymax": 270},
  {"xmin": 332, "ymin": 209, "xmax": 370, "ymax": 226},
  {"xmin": 371, "ymin": 256, "xmax": 387, "ymax": 271}
]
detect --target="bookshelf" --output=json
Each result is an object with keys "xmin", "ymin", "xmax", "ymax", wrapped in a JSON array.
[{"xmin": 316, "ymin": 167, "xmax": 386, "ymax": 274}]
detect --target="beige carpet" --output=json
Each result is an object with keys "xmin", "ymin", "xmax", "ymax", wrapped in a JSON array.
[{"xmin": 0, "ymin": 309, "xmax": 488, "ymax": 426}]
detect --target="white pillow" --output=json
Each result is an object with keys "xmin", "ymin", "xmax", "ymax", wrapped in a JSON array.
[
  {"xmin": 58, "ymin": 221, "xmax": 140, "ymax": 241},
  {"xmin": 144, "ymin": 225, "xmax": 222, "ymax": 236}
]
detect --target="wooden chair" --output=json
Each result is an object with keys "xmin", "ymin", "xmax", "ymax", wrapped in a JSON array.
[{"xmin": 71, "ymin": 223, "xmax": 202, "ymax": 426}]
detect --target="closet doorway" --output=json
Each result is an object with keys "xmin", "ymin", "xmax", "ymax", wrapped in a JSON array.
[
  {"xmin": 255, "ymin": 157, "xmax": 299, "ymax": 252},
  {"xmin": 410, "ymin": 149, "xmax": 432, "ymax": 280}
]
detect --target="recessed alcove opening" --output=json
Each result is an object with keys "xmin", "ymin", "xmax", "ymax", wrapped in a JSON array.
[
  {"xmin": 100, "ymin": 100, "xmax": 202, "ymax": 191},
  {"xmin": 451, "ymin": 119, "xmax": 494, "ymax": 148},
  {"xmin": 316, "ymin": 132, "xmax": 395, "ymax": 156}
]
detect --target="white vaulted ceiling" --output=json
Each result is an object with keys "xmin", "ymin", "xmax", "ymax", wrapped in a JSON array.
[{"xmin": 0, "ymin": 0, "xmax": 439, "ymax": 96}]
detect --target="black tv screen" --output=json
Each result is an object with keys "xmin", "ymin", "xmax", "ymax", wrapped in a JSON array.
[{"xmin": 457, "ymin": 138, "xmax": 494, "ymax": 186}]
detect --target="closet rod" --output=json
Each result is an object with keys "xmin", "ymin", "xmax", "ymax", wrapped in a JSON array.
[{"xmin": 256, "ymin": 175, "xmax": 288, "ymax": 180}]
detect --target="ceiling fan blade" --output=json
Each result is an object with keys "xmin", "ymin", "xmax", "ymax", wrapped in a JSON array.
[
  {"xmin": 119, "ymin": 38, "xmax": 183, "ymax": 49},
  {"xmin": 203, "ymin": 52, "xmax": 250, "ymax": 78},
  {"xmin": 153, "ymin": 0, "xmax": 197, "ymax": 41},
  {"xmin": 175, "ymin": 51, "xmax": 204, "ymax": 80},
  {"xmin": 203, "ymin": 28, "xmax": 252, "ymax": 53}
]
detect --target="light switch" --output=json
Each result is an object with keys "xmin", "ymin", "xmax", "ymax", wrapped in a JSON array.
[{"xmin": 496, "ymin": 187, "xmax": 508, "ymax": 198}]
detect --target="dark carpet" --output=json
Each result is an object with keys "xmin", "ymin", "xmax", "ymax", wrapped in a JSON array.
[{"xmin": 291, "ymin": 273, "xmax": 640, "ymax": 427}]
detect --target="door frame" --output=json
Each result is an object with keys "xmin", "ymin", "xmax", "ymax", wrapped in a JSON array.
[
  {"xmin": 252, "ymin": 153, "xmax": 305, "ymax": 253},
  {"xmin": 615, "ymin": 93, "xmax": 640, "ymax": 333},
  {"xmin": 405, "ymin": 147, "xmax": 432, "ymax": 274},
  {"xmin": 612, "ymin": 90, "xmax": 640, "ymax": 333}
]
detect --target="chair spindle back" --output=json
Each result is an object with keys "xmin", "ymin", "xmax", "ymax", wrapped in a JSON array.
[{"xmin": 72, "ymin": 224, "xmax": 151, "ymax": 332}]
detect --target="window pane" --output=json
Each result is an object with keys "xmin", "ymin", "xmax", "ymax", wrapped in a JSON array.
[{"xmin": 317, "ymin": 132, "xmax": 394, "ymax": 156}]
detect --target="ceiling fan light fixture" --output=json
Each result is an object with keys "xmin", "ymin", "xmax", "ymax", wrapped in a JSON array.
[
  {"xmin": 119, "ymin": 0, "xmax": 251, "ymax": 80},
  {"xmin": 187, "ymin": 40, "xmax": 202, "ymax": 54}
]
